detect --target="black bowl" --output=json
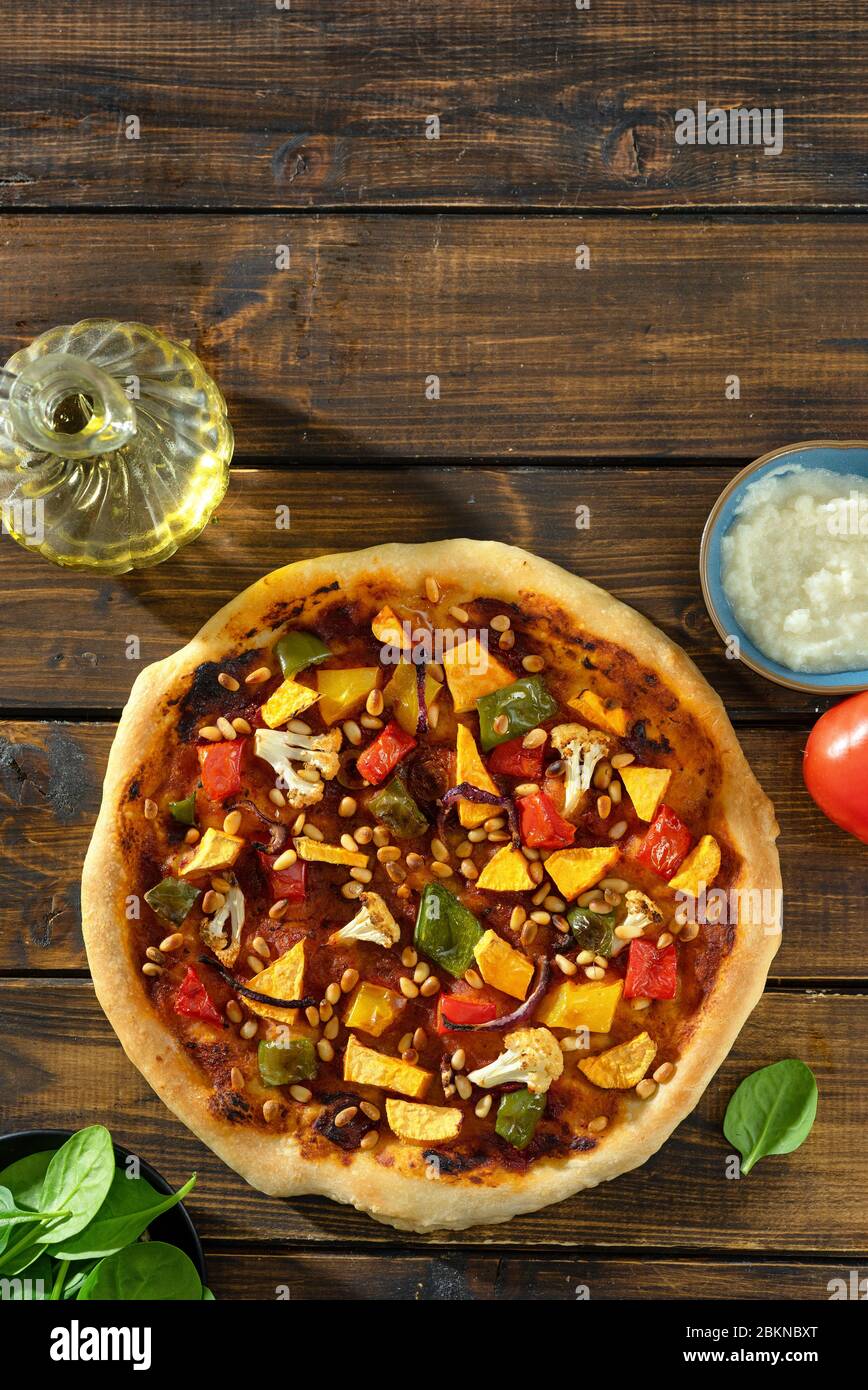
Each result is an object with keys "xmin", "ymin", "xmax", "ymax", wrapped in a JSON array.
[{"xmin": 0, "ymin": 1129, "xmax": 206, "ymax": 1285}]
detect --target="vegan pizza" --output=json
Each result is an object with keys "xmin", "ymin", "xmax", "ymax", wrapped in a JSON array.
[{"xmin": 82, "ymin": 540, "xmax": 781, "ymax": 1231}]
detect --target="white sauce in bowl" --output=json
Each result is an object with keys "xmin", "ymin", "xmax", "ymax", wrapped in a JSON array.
[{"xmin": 721, "ymin": 465, "xmax": 868, "ymax": 673}]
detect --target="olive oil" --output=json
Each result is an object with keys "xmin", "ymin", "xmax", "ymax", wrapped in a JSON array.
[{"xmin": 0, "ymin": 318, "xmax": 234, "ymax": 573}]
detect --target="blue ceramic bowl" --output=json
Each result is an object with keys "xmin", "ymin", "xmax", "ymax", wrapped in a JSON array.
[{"xmin": 700, "ymin": 441, "xmax": 868, "ymax": 694}]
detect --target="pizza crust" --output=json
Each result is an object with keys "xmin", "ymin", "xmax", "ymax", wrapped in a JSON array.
[{"xmin": 82, "ymin": 540, "xmax": 781, "ymax": 1232}]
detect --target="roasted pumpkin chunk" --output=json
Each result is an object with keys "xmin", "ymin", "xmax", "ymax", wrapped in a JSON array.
[
  {"xmin": 620, "ymin": 766, "xmax": 672, "ymax": 822},
  {"xmin": 668, "ymin": 834, "xmax": 721, "ymax": 896},
  {"xmin": 385, "ymin": 1098, "xmax": 463, "ymax": 1143},
  {"xmin": 473, "ymin": 928, "xmax": 534, "ymax": 1000},
  {"xmin": 537, "ymin": 978, "xmax": 623, "ymax": 1033},
  {"xmin": 568, "ymin": 689, "xmax": 628, "ymax": 736},
  {"xmin": 243, "ymin": 940, "xmax": 307, "ymax": 1023},
  {"xmin": 317, "ymin": 668, "xmax": 381, "ymax": 725},
  {"xmin": 180, "ymin": 826, "xmax": 245, "ymax": 878},
  {"xmin": 442, "ymin": 636, "xmax": 514, "ymax": 713},
  {"xmin": 455, "ymin": 723, "xmax": 500, "ymax": 828},
  {"xmin": 261, "ymin": 678, "xmax": 320, "ymax": 729},
  {"xmin": 293, "ymin": 836, "xmax": 369, "ymax": 868},
  {"xmin": 344, "ymin": 982, "xmax": 404, "ymax": 1037},
  {"xmin": 578, "ymin": 1030, "xmax": 657, "ymax": 1089},
  {"xmin": 343, "ymin": 1034, "xmax": 432, "ymax": 1099},
  {"xmin": 371, "ymin": 605, "xmax": 411, "ymax": 651},
  {"xmin": 544, "ymin": 845, "xmax": 621, "ymax": 900},
  {"xmin": 476, "ymin": 844, "xmax": 535, "ymax": 893}
]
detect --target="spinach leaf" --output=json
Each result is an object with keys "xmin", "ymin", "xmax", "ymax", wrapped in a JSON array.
[
  {"xmin": 51, "ymin": 1171, "xmax": 196, "ymax": 1260},
  {"xmin": 724, "ymin": 1059, "xmax": 818, "ymax": 1175},
  {"xmin": 202, "ymin": 1286, "xmax": 215, "ymax": 1300},
  {"xmin": 0, "ymin": 1251, "xmax": 53, "ymax": 1299},
  {"xmin": 0, "ymin": 1151, "xmax": 54, "ymax": 1210},
  {"xmin": 36, "ymin": 1125, "xmax": 115, "ymax": 1245},
  {"xmin": 77, "ymin": 1241, "xmax": 203, "ymax": 1301}
]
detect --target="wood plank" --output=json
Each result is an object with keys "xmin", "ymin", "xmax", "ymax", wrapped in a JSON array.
[
  {"xmin": 203, "ymin": 1249, "xmax": 859, "ymax": 1300},
  {"xmin": 1, "ymin": 216, "xmax": 868, "ymax": 458},
  {"xmin": 1, "ymin": 981, "xmax": 862, "ymax": 1252},
  {"xmin": 1, "ymin": 3, "xmax": 865, "ymax": 209},
  {"xmin": 0, "ymin": 465, "xmax": 844, "ymax": 714},
  {"xmin": 2, "ymin": 722, "xmax": 863, "ymax": 982}
]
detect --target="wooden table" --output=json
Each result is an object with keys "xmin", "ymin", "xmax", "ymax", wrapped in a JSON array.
[{"xmin": 1, "ymin": 1, "xmax": 866, "ymax": 1301}]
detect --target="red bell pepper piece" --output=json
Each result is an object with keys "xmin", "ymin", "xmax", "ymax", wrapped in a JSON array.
[
  {"xmin": 356, "ymin": 719, "xmax": 417, "ymax": 786},
  {"xmin": 174, "ymin": 966, "xmax": 223, "ymax": 1026},
  {"xmin": 198, "ymin": 738, "xmax": 246, "ymax": 801},
  {"xmin": 258, "ymin": 850, "xmax": 307, "ymax": 903},
  {"xmin": 624, "ymin": 938, "xmax": 678, "ymax": 1000},
  {"xmin": 518, "ymin": 790, "xmax": 576, "ymax": 849},
  {"xmin": 436, "ymin": 993, "xmax": 499, "ymax": 1033},
  {"xmin": 636, "ymin": 803, "xmax": 693, "ymax": 880},
  {"xmin": 488, "ymin": 734, "xmax": 546, "ymax": 779}
]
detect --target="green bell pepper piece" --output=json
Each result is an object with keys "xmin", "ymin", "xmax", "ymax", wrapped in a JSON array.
[
  {"xmin": 169, "ymin": 793, "xmax": 197, "ymax": 826},
  {"xmin": 368, "ymin": 775, "xmax": 428, "ymax": 839},
  {"xmin": 476, "ymin": 675, "xmax": 559, "ymax": 751},
  {"xmin": 567, "ymin": 903, "xmax": 616, "ymax": 958},
  {"xmin": 257, "ymin": 1038, "xmax": 317, "ymax": 1087},
  {"xmin": 144, "ymin": 877, "xmax": 200, "ymax": 926},
  {"xmin": 413, "ymin": 882, "xmax": 483, "ymax": 978},
  {"xmin": 275, "ymin": 631, "xmax": 332, "ymax": 679},
  {"xmin": 495, "ymin": 1087, "xmax": 546, "ymax": 1150}
]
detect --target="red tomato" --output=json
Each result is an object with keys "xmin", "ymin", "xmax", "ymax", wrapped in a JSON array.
[
  {"xmin": 636, "ymin": 804, "xmax": 693, "ymax": 880},
  {"xmin": 436, "ymin": 994, "xmax": 499, "ymax": 1033},
  {"xmin": 624, "ymin": 939, "xmax": 677, "ymax": 1000},
  {"xmin": 517, "ymin": 790, "xmax": 576, "ymax": 849},
  {"xmin": 174, "ymin": 967, "xmax": 223, "ymax": 1026},
  {"xmin": 356, "ymin": 720, "xmax": 417, "ymax": 785},
  {"xmin": 257, "ymin": 850, "xmax": 307, "ymax": 902},
  {"xmin": 804, "ymin": 692, "xmax": 868, "ymax": 844},
  {"xmin": 488, "ymin": 734, "xmax": 546, "ymax": 779},
  {"xmin": 198, "ymin": 739, "xmax": 246, "ymax": 801}
]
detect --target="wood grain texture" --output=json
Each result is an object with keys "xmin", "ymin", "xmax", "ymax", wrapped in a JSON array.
[
  {"xmin": 1, "ymin": 2, "xmax": 865, "ymax": 209},
  {"xmin": 0, "ymin": 465, "xmax": 845, "ymax": 715},
  {"xmin": 2, "ymin": 721, "xmax": 864, "ymax": 981},
  {"xmin": 2, "ymin": 216, "xmax": 868, "ymax": 458},
  {"xmin": 0, "ymin": 980, "xmax": 863, "ymax": 1252},
  {"xmin": 204, "ymin": 1249, "xmax": 858, "ymax": 1300}
]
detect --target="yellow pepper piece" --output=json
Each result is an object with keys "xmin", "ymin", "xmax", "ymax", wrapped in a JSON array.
[
  {"xmin": 544, "ymin": 845, "xmax": 621, "ymax": 900},
  {"xmin": 180, "ymin": 826, "xmax": 245, "ymax": 878},
  {"xmin": 317, "ymin": 668, "xmax": 381, "ymax": 725},
  {"xmin": 242, "ymin": 941, "xmax": 306, "ymax": 1023},
  {"xmin": 668, "ymin": 834, "xmax": 721, "ymax": 897},
  {"xmin": 579, "ymin": 1031, "xmax": 657, "ymax": 1090},
  {"xmin": 293, "ymin": 836, "xmax": 369, "ymax": 869},
  {"xmin": 442, "ymin": 636, "xmax": 514, "ymax": 713},
  {"xmin": 385, "ymin": 1098, "xmax": 463, "ymax": 1143},
  {"xmin": 260, "ymin": 678, "xmax": 320, "ymax": 729},
  {"xmin": 383, "ymin": 661, "xmax": 443, "ymax": 735},
  {"xmin": 473, "ymin": 928, "xmax": 533, "ymax": 1000},
  {"xmin": 619, "ymin": 766, "xmax": 672, "ymax": 822},
  {"xmin": 371, "ymin": 605, "xmax": 411, "ymax": 652},
  {"xmin": 344, "ymin": 982, "xmax": 404, "ymax": 1037},
  {"xmin": 568, "ymin": 689, "xmax": 628, "ymax": 736},
  {"xmin": 343, "ymin": 1034, "xmax": 432, "ymax": 1099},
  {"xmin": 455, "ymin": 723, "xmax": 500, "ymax": 828},
  {"xmin": 476, "ymin": 844, "xmax": 535, "ymax": 893},
  {"xmin": 536, "ymin": 979, "xmax": 623, "ymax": 1033}
]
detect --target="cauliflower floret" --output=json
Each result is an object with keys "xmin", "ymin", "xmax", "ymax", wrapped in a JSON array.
[
  {"xmin": 550, "ymin": 723, "xmax": 614, "ymax": 818},
  {"xmin": 466, "ymin": 1026, "xmax": 564, "ymax": 1095},
  {"xmin": 611, "ymin": 889, "xmax": 664, "ymax": 955},
  {"xmin": 254, "ymin": 727, "xmax": 341, "ymax": 810},
  {"xmin": 328, "ymin": 891, "xmax": 401, "ymax": 949},
  {"xmin": 201, "ymin": 876, "xmax": 245, "ymax": 967}
]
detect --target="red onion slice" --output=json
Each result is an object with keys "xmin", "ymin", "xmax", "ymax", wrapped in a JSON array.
[{"xmin": 439, "ymin": 782, "xmax": 520, "ymax": 845}]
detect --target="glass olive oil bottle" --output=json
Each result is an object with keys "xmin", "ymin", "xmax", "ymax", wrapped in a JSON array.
[{"xmin": 0, "ymin": 318, "xmax": 234, "ymax": 573}]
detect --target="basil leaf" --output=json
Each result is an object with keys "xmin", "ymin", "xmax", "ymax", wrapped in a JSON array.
[
  {"xmin": 77, "ymin": 1241, "xmax": 203, "ymax": 1301},
  {"xmin": 36, "ymin": 1126, "xmax": 115, "ymax": 1245},
  {"xmin": 50, "ymin": 1171, "xmax": 197, "ymax": 1260},
  {"xmin": 0, "ymin": 1151, "xmax": 54, "ymax": 1210},
  {"xmin": 724, "ymin": 1059, "xmax": 818, "ymax": 1175}
]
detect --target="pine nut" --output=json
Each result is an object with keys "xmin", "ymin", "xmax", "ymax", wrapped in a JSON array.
[
  {"xmin": 335, "ymin": 1106, "xmax": 358, "ymax": 1128},
  {"xmin": 636, "ymin": 1078, "xmax": 657, "ymax": 1099},
  {"xmin": 272, "ymin": 848, "xmax": 297, "ymax": 871},
  {"xmin": 218, "ymin": 671, "xmax": 240, "ymax": 692},
  {"xmin": 199, "ymin": 726, "xmax": 222, "ymax": 742},
  {"xmin": 143, "ymin": 798, "xmax": 158, "ymax": 820},
  {"xmin": 588, "ymin": 1115, "xmax": 608, "ymax": 1134},
  {"xmin": 419, "ymin": 975, "xmax": 440, "ymax": 996},
  {"xmin": 226, "ymin": 1000, "xmax": 243, "ymax": 1024},
  {"xmin": 555, "ymin": 954, "xmax": 577, "ymax": 976},
  {"xmin": 360, "ymin": 1130, "xmax": 379, "ymax": 1150},
  {"xmin": 216, "ymin": 717, "xmax": 237, "ymax": 740},
  {"xmin": 475, "ymin": 1095, "xmax": 493, "ymax": 1118},
  {"xmin": 401, "ymin": 947, "xmax": 418, "ymax": 968},
  {"xmin": 341, "ymin": 968, "xmax": 359, "ymax": 993},
  {"xmin": 339, "ymin": 796, "xmax": 357, "ymax": 818},
  {"xmin": 230, "ymin": 1067, "xmax": 245, "ymax": 1090},
  {"xmin": 245, "ymin": 666, "xmax": 272, "ymax": 687},
  {"xmin": 608, "ymin": 819, "xmax": 628, "ymax": 840},
  {"xmin": 317, "ymin": 1039, "xmax": 335, "ymax": 1062},
  {"xmin": 159, "ymin": 932, "xmax": 184, "ymax": 953},
  {"xmin": 522, "ymin": 727, "xmax": 547, "ymax": 749},
  {"xmin": 240, "ymin": 1019, "xmax": 258, "ymax": 1040},
  {"xmin": 343, "ymin": 720, "xmax": 362, "ymax": 746},
  {"xmin": 611, "ymin": 752, "xmax": 635, "ymax": 769},
  {"xmin": 455, "ymin": 1075, "xmax": 472, "ymax": 1100},
  {"xmin": 290, "ymin": 1085, "xmax": 312, "ymax": 1103}
]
